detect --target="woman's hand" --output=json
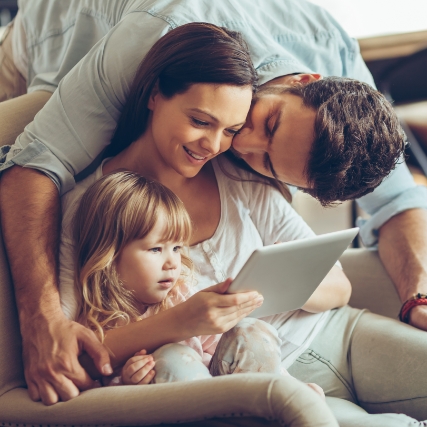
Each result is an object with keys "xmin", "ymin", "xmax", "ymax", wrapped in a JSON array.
[
  {"xmin": 177, "ymin": 278, "xmax": 263, "ymax": 336},
  {"xmin": 122, "ymin": 349, "xmax": 156, "ymax": 385}
]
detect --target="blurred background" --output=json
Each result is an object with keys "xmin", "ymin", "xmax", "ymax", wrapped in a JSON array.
[{"xmin": 1, "ymin": 0, "xmax": 427, "ymax": 243}]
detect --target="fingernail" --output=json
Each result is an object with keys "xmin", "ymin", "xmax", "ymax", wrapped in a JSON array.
[{"xmin": 102, "ymin": 363, "xmax": 113, "ymax": 375}]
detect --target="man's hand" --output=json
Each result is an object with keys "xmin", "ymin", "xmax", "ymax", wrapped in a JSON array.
[
  {"xmin": 21, "ymin": 312, "xmax": 112, "ymax": 405},
  {"xmin": 409, "ymin": 305, "xmax": 427, "ymax": 332},
  {"xmin": 378, "ymin": 209, "xmax": 427, "ymax": 331}
]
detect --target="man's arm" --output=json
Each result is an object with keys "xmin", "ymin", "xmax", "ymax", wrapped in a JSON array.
[
  {"xmin": 0, "ymin": 166, "xmax": 111, "ymax": 405},
  {"xmin": 378, "ymin": 208, "xmax": 427, "ymax": 330}
]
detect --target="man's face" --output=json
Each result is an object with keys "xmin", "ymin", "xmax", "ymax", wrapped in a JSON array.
[{"xmin": 232, "ymin": 86, "xmax": 317, "ymax": 189}]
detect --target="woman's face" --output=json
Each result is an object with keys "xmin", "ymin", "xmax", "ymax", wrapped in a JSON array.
[{"xmin": 147, "ymin": 83, "xmax": 253, "ymax": 178}]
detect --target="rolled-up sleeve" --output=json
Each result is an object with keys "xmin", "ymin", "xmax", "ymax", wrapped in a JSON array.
[
  {"xmin": 2, "ymin": 12, "xmax": 172, "ymax": 195},
  {"xmin": 356, "ymin": 159, "xmax": 427, "ymax": 246},
  {"xmin": 339, "ymin": 30, "xmax": 427, "ymax": 246}
]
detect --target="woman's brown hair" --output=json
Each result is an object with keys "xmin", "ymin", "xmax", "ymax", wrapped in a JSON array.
[{"xmin": 106, "ymin": 22, "xmax": 258, "ymax": 157}]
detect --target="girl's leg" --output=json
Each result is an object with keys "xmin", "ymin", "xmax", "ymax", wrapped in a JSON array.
[
  {"xmin": 151, "ymin": 343, "xmax": 212, "ymax": 383},
  {"xmin": 210, "ymin": 318, "xmax": 284, "ymax": 376},
  {"xmin": 287, "ymin": 306, "xmax": 427, "ymax": 426}
]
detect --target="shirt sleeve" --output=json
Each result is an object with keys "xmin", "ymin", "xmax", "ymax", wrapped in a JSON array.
[
  {"xmin": 356, "ymin": 159, "xmax": 427, "ymax": 246},
  {"xmin": 244, "ymin": 179, "xmax": 316, "ymax": 246},
  {"xmin": 9, "ymin": 12, "xmax": 172, "ymax": 195}
]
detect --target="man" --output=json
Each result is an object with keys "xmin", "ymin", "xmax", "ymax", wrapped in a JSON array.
[{"xmin": 0, "ymin": 0, "xmax": 426, "ymax": 408}]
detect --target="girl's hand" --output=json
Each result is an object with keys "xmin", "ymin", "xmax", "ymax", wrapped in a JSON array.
[
  {"xmin": 177, "ymin": 278, "xmax": 263, "ymax": 336},
  {"xmin": 121, "ymin": 349, "xmax": 156, "ymax": 385}
]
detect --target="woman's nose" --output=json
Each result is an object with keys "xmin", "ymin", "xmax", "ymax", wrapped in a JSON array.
[{"xmin": 200, "ymin": 131, "xmax": 224, "ymax": 155}]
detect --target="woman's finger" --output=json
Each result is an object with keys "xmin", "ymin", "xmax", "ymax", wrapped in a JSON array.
[{"xmin": 208, "ymin": 290, "xmax": 262, "ymax": 308}]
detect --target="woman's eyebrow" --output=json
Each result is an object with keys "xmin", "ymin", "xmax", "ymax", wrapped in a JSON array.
[{"xmin": 189, "ymin": 108, "xmax": 245, "ymax": 126}]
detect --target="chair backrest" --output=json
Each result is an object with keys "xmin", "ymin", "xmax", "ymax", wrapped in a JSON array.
[{"xmin": 0, "ymin": 229, "xmax": 25, "ymax": 397}]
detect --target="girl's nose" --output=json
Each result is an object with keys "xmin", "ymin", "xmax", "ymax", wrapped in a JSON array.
[{"xmin": 164, "ymin": 253, "xmax": 179, "ymax": 270}]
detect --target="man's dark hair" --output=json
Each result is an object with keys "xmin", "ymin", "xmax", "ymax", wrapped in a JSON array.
[{"xmin": 288, "ymin": 77, "xmax": 406, "ymax": 206}]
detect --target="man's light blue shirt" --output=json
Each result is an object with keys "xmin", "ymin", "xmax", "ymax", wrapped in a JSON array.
[{"xmin": 5, "ymin": 0, "xmax": 427, "ymax": 246}]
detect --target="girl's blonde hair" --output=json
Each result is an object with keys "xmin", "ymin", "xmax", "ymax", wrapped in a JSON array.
[{"xmin": 73, "ymin": 171, "xmax": 193, "ymax": 341}]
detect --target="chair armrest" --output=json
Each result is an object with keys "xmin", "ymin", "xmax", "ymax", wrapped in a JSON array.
[{"xmin": 340, "ymin": 248, "xmax": 401, "ymax": 318}]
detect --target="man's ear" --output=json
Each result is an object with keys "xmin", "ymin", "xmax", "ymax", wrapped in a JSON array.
[
  {"xmin": 148, "ymin": 81, "xmax": 160, "ymax": 111},
  {"xmin": 289, "ymin": 73, "xmax": 322, "ymax": 86}
]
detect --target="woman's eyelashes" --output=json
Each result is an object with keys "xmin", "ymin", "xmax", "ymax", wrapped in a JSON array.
[
  {"xmin": 225, "ymin": 128, "xmax": 241, "ymax": 136},
  {"xmin": 191, "ymin": 117, "xmax": 240, "ymax": 137},
  {"xmin": 191, "ymin": 117, "xmax": 209, "ymax": 127}
]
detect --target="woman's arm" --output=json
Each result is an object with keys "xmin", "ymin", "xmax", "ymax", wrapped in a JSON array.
[{"xmin": 301, "ymin": 266, "xmax": 352, "ymax": 313}]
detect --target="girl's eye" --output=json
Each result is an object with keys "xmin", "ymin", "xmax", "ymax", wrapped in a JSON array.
[
  {"xmin": 149, "ymin": 247, "xmax": 161, "ymax": 253},
  {"xmin": 191, "ymin": 117, "xmax": 209, "ymax": 127},
  {"xmin": 173, "ymin": 246, "xmax": 182, "ymax": 252}
]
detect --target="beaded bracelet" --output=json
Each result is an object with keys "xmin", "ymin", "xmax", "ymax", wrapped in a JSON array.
[{"xmin": 399, "ymin": 293, "xmax": 427, "ymax": 323}]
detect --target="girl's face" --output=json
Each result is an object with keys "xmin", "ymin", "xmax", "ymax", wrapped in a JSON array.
[
  {"xmin": 147, "ymin": 83, "xmax": 253, "ymax": 178},
  {"xmin": 116, "ymin": 213, "xmax": 183, "ymax": 305}
]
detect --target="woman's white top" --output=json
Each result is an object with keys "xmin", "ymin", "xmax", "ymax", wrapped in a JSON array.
[{"xmin": 59, "ymin": 155, "xmax": 330, "ymax": 368}]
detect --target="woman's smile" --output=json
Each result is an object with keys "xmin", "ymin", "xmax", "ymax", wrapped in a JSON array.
[{"xmin": 183, "ymin": 146, "xmax": 208, "ymax": 162}]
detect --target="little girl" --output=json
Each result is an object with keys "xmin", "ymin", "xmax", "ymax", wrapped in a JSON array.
[{"xmin": 67, "ymin": 170, "xmax": 289, "ymax": 385}]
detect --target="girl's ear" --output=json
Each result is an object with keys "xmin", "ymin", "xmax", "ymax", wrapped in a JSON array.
[{"xmin": 148, "ymin": 81, "xmax": 160, "ymax": 111}]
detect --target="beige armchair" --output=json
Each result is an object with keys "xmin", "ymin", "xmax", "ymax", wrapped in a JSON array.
[
  {"xmin": 0, "ymin": 225, "xmax": 339, "ymax": 427},
  {"xmin": 0, "ymin": 230, "xmax": 401, "ymax": 427}
]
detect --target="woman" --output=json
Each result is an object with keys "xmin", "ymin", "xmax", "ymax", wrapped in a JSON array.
[
  {"xmin": 58, "ymin": 22, "xmax": 427, "ymax": 427},
  {"xmin": 57, "ymin": 21, "xmax": 340, "ymax": 425}
]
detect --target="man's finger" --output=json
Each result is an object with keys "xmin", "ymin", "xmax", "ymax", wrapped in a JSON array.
[
  {"xmin": 65, "ymin": 364, "xmax": 97, "ymax": 393},
  {"xmin": 38, "ymin": 380, "xmax": 59, "ymax": 406},
  {"xmin": 26, "ymin": 378, "xmax": 41, "ymax": 402},
  {"xmin": 79, "ymin": 331, "xmax": 112, "ymax": 376},
  {"xmin": 52, "ymin": 376, "xmax": 80, "ymax": 401}
]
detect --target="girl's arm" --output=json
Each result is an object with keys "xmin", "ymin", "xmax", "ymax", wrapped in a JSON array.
[
  {"xmin": 103, "ymin": 280, "xmax": 262, "ymax": 368},
  {"xmin": 301, "ymin": 266, "xmax": 352, "ymax": 313}
]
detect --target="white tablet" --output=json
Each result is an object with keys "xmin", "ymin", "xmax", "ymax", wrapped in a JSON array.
[{"xmin": 227, "ymin": 228, "xmax": 359, "ymax": 318}]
